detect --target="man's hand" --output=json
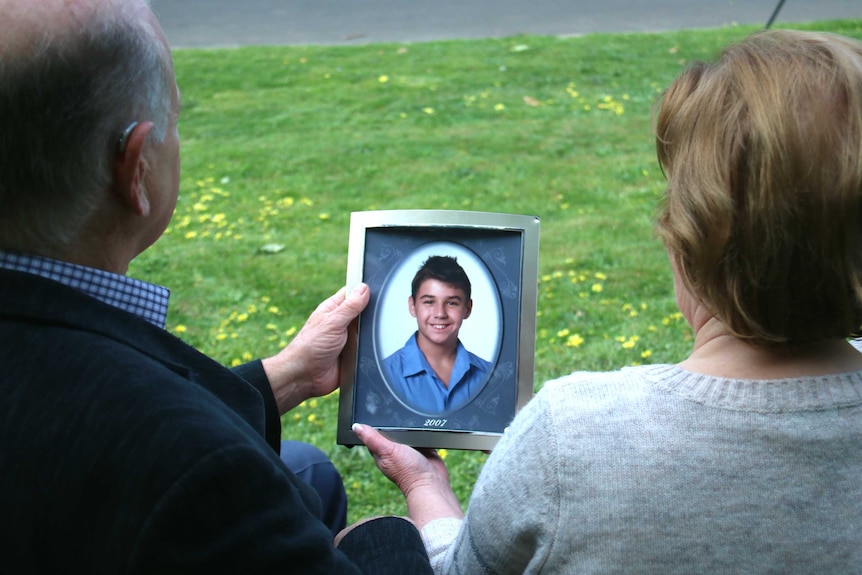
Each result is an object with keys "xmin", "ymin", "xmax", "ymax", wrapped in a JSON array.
[
  {"xmin": 262, "ymin": 283, "xmax": 369, "ymax": 413},
  {"xmin": 353, "ymin": 423, "xmax": 464, "ymax": 531}
]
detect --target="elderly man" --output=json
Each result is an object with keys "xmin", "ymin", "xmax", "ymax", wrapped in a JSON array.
[{"xmin": 0, "ymin": 0, "xmax": 431, "ymax": 572}]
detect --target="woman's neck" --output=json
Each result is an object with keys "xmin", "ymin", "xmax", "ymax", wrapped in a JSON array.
[{"xmin": 681, "ymin": 317, "xmax": 862, "ymax": 379}]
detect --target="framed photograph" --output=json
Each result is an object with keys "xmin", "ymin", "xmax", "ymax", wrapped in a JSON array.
[{"xmin": 337, "ymin": 210, "xmax": 540, "ymax": 451}]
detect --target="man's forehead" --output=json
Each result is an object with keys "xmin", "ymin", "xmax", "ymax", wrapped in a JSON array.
[{"xmin": 416, "ymin": 280, "xmax": 466, "ymax": 299}]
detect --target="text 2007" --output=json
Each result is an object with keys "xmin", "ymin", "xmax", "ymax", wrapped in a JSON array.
[{"xmin": 423, "ymin": 419, "xmax": 447, "ymax": 428}]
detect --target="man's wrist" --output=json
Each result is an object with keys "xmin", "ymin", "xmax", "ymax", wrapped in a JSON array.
[{"xmin": 261, "ymin": 353, "xmax": 310, "ymax": 414}]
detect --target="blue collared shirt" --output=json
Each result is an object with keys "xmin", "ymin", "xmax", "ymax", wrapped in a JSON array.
[
  {"xmin": 383, "ymin": 332, "xmax": 492, "ymax": 414},
  {"xmin": 0, "ymin": 251, "xmax": 171, "ymax": 328}
]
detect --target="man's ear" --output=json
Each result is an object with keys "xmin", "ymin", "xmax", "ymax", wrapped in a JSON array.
[
  {"xmin": 464, "ymin": 298, "xmax": 473, "ymax": 319},
  {"xmin": 112, "ymin": 121, "xmax": 154, "ymax": 217},
  {"xmin": 408, "ymin": 296, "xmax": 417, "ymax": 318}
]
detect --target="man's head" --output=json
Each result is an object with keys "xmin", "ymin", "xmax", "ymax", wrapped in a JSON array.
[
  {"xmin": 655, "ymin": 29, "xmax": 862, "ymax": 345},
  {"xmin": 0, "ymin": 0, "xmax": 178, "ymax": 268},
  {"xmin": 408, "ymin": 256, "xmax": 473, "ymax": 349}
]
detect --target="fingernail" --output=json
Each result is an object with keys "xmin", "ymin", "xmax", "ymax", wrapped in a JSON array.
[{"xmin": 352, "ymin": 423, "xmax": 364, "ymax": 433}]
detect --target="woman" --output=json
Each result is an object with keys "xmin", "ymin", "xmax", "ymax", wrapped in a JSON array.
[{"xmin": 353, "ymin": 29, "xmax": 862, "ymax": 573}]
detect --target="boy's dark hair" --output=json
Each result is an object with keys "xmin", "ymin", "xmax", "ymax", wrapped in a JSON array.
[{"xmin": 411, "ymin": 255, "xmax": 471, "ymax": 301}]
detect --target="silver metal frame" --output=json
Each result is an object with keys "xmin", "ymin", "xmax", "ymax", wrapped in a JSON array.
[{"xmin": 337, "ymin": 209, "xmax": 540, "ymax": 451}]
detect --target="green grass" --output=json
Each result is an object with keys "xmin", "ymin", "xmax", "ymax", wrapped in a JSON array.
[{"xmin": 131, "ymin": 19, "xmax": 862, "ymax": 522}]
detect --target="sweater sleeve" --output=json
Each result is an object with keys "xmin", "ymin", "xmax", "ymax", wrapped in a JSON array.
[
  {"xmin": 437, "ymin": 390, "xmax": 562, "ymax": 574},
  {"xmin": 421, "ymin": 517, "xmax": 464, "ymax": 572}
]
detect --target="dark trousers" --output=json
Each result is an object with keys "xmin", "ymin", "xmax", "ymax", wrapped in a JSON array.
[{"xmin": 280, "ymin": 440, "xmax": 348, "ymax": 537}]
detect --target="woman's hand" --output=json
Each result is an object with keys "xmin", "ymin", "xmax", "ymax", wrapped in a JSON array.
[{"xmin": 353, "ymin": 423, "xmax": 464, "ymax": 530}]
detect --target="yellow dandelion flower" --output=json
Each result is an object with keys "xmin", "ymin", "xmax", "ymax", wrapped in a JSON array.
[
  {"xmin": 319, "ymin": 213, "xmax": 330, "ymax": 221},
  {"xmin": 173, "ymin": 325, "xmax": 187, "ymax": 334},
  {"xmin": 268, "ymin": 306, "xmax": 280, "ymax": 314},
  {"xmin": 494, "ymin": 103, "xmax": 505, "ymax": 111},
  {"xmin": 216, "ymin": 333, "xmax": 228, "ymax": 341},
  {"xmin": 307, "ymin": 414, "xmax": 316, "ymax": 422},
  {"xmin": 595, "ymin": 272, "xmax": 607, "ymax": 280},
  {"xmin": 566, "ymin": 334, "xmax": 584, "ymax": 347},
  {"xmin": 641, "ymin": 350, "xmax": 653, "ymax": 359},
  {"xmin": 591, "ymin": 283, "xmax": 603, "ymax": 293},
  {"xmin": 237, "ymin": 313, "xmax": 248, "ymax": 322},
  {"xmin": 242, "ymin": 351, "xmax": 253, "ymax": 361},
  {"xmin": 230, "ymin": 358, "xmax": 242, "ymax": 367},
  {"xmin": 622, "ymin": 340, "xmax": 635, "ymax": 349},
  {"xmin": 423, "ymin": 107, "xmax": 435, "ymax": 115},
  {"xmin": 378, "ymin": 75, "xmax": 389, "ymax": 83},
  {"xmin": 184, "ymin": 231, "xmax": 197, "ymax": 239},
  {"xmin": 285, "ymin": 326, "xmax": 297, "ymax": 337},
  {"xmin": 557, "ymin": 328, "xmax": 570, "ymax": 338},
  {"xmin": 438, "ymin": 449, "xmax": 448, "ymax": 460},
  {"xmin": 266, "ymin": 323, "xmax": 277, "ymax": 331}
]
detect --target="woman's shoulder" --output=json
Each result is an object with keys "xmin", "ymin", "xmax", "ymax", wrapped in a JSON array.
[{"xmin": 538, "ymin": 363, "xmax": 677, "ymax": 401}]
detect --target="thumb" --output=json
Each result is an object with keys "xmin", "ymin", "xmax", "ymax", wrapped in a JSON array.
[
  {"xmin": 352, "ymin": 422, "xmax": 393, "ymax": 458},
  {"xmin": 329, "ymin": 283, "xmax": 369, "ymax": 325}
]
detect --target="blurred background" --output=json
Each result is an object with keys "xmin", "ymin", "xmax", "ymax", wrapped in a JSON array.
[{"xmin": 150, "ymin": 0, "xmax": 860, "ymax": 48}]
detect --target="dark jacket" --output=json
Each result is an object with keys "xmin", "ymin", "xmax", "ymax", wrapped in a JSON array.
[{"xmin": 0, "ymin": 269, "xmax": 430, "ymax": 574}]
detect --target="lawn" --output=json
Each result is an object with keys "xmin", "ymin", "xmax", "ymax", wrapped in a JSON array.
[{"xmin": 130, "ymin": 18, "xmax": 862, "ymax": 522}]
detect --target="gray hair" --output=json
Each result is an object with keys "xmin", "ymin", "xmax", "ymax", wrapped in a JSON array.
[{"xmin": 0, "ymin": 0, "xmax": 172, "ymax": 255}]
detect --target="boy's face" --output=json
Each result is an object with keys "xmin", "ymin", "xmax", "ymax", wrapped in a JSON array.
[{"xmin": 409, "ymin": 279, "xmax": 472, "ymax": 350}]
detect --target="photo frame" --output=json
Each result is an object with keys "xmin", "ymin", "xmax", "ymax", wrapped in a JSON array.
[{"xmin": 337, "ymin": 210, "xmax": 540, "ymax": 451}]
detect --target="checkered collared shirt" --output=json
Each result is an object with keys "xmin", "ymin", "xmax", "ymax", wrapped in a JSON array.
[{"xmin": 0, "ymin": 251, "xmax": 171, "ymax": 328}]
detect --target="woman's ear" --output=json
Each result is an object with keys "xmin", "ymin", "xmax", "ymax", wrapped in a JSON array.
[{"xmin": 112, "ymin": 121, "xmax": 154, "ymax": 217}]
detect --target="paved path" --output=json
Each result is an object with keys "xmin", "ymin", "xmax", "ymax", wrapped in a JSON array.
[{"xmin": 151, "ymin": 0, "xmax": 860, "ymax": 49}]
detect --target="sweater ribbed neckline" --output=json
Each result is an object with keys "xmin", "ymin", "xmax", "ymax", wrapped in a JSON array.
[{"xmin": 637, "ymin": 364, "xmax": 862, "ymax": 413}]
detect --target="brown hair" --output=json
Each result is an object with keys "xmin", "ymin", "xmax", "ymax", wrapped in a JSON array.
[{"xmin": 655, "ymin": 29, "xmax": 862, "ymax": 344}]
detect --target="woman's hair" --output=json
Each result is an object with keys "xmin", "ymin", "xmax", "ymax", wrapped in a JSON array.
[
  {"xmin": 655, "ymin": 29, "xmax": 862, "ymax": 345},
  {"xmin": 411, "ymin": 256, "xmax": 472, "ymax": 301},
  {"xmin": 0, "ymin": 0, "xmax": 172, "ymax": 255}
]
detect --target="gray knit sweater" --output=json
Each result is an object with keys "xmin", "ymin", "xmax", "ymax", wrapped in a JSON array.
[{"xmin": 421, "ymin": 364, "xmax": 862, "ymax": 574}]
